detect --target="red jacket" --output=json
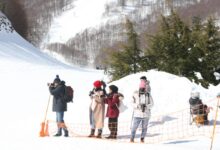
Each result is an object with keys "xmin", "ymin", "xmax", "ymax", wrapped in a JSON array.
[{"xmin": 105, "ymin": 93, "xmax": 120, "ymax": 118}]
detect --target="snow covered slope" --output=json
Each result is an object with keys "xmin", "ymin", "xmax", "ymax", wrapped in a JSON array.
[
  {"xmin": 0, "ymin": 12, "xmax": 67, "ymax": 66},
  {"xmin": 45, "ymin": 0, "xmax": 108, "ymax": 44},
  {"xmin": 44, "ymin": 0, "xmax": 155, "ymax": 44}
]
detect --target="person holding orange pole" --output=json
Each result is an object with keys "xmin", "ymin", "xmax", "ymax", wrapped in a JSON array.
[{"xmin": 48, "ymin": 75, "xmax": 69, "ymax": 137}]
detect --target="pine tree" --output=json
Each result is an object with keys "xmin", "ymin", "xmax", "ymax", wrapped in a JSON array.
[
  {"xmin": 147, "ymin": 10, "xmax": 190, "ymax": 75},
  {"xmin": 185, "ymin": 16, "xmax": 205, "ymax": 84},
  {"xmin": 147, "ymin": 13, "xmax": 220, "ymax": 88},
  {"xmin": 199, "ymin": 17, "xmax": 220, "ymax": 87},
  {"xmin": 107, "ymin": 18, "xmax": 143, "ymax": 80}
]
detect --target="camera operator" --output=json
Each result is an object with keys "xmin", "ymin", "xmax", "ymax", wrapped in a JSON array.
[
  {"xmin": 48, "ymin": 75, "xmax": 69, "ymax": 137},
  {"xmin": 130, "ymin": 76, "xmax": 154, "ymax": 143}
]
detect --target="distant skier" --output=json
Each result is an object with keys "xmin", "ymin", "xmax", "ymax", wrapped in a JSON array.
[
  {"xmin": 88, "ymin": 80, "xmax": 106, "ymax": 138},
  {"xmin": 130, "ymin": 76, "xmax": 154, "ymax": 143},
  {"xmin": 48, "ymin": 75, "xmax": 69, "ymax": 137}
]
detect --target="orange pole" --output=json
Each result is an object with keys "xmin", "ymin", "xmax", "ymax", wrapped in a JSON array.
[
  {"xmin": 39, "ymin": 95, "xmax": 51, "ymax": 137},
  {"xmin": 210, "ymin": 97, "xmax": 220, "ymax": 150},
  {"xmin": 44, "ymin": 120, "xmax": 49, "ymax": 136}
]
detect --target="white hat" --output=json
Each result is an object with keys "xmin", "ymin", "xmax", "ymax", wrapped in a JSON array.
[{"xmin": 191, "ymin": 91, "xmax": 200, "ymax": 99}]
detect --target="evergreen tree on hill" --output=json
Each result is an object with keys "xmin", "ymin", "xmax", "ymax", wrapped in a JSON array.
[
  {"xmin": 199, "ymin": 17, "xmax": 220, "ymax": 87},
  {"xmin": 107, "ymin": 18, "xmax": 143, "ymax": 80},
  {"xmin": 147, "ymin": 10, "xmax": 190, "ymax": 75},
  {"xmin": 146, "ymin": 11, "xmax": 220, "ymax": 88}
]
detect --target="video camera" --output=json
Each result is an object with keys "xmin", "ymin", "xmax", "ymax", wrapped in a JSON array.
[{"xmin": 140, "ymin": 104, "xmax": 146, "ymax": 112}]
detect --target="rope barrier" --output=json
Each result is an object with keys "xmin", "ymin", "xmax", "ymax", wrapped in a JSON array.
[{"xmin": 43, "ymin": 98, "xmax": 220, "ymax": 145}]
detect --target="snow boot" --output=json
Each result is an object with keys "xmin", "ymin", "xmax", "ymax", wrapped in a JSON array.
[
  {"xmin": 140, "ymin": 138, "xmax": 144, "ymax": 143},
  {"xmin": 63, "ymin": 128, "xmax": 69, "ymax": 137},
  {"xmin": 96, "ymin": 129, "xmax": 102, "ymax": 138},
  {"xmin": 88, "ymin": 129, "xmax": 95, "ymax": 137},
  {"xmin": 54, "ymin": 128, "xmax": 62, "ymax": 136}
]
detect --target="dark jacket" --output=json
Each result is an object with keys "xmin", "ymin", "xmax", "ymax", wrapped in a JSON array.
[
  {"xmin": 49, "ymin": 83, "xmax": 67, "ymax": 112},
  {"xmin": 189, "ymin": 97, "xmax": 205, "ymax": 115},
  {"xmin": 105, "ymin": 93, "xmax": 120, "ymax": 118}
]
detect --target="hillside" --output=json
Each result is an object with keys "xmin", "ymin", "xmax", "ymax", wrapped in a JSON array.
[
  {"xmin": 41, "ymin": 0, "xmax": 220, "ymax": 67},
  {"xmin": 1, "ymin": 0, "xmax": 220, "ymax": 67}
]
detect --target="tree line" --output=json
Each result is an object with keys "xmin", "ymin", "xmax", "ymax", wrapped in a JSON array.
[{"xmin": 106, "ymin": 11, "xmax": 220, "ymax": 88}]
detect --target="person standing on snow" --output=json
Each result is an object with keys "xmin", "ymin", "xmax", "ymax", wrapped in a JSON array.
[
  {"xmin": 189, "ymin": 91, "xmax": 211, "ymax": 125},
  {"xmin": 88, "ymin": 80, "xmax": 106, "ymax": 138},
  {"xmin": 104, "ymin": 85, "xmax": 121, "ymax": 139},
  {"xmin": 48, "ymin": 75, "xmax": 69, "ymax": 137},
  {"xmin": 130, "ymin": 76, "xmax": 154, "ymax": 143}
]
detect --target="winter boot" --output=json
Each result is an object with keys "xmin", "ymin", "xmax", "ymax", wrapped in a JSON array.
[
  {"xmin": 140, "ymin": 138, "xmax": 144, "ymax": 143},
  {"xmin": 96, "ymin": 129, "xmax": 102, "ymax": 138},
  {"xmin": 105, "ymin": 135, "xmax": 113, "ymax": 139},
  {"xmin": 63, "ymin": 128, "xmax": 69, "ymax": 137},
  {"xmin": 54, "ymin": 128, "xmax": 62, "ymax": 136},
  {"xmin": 88, "ymin": 129, "xmax": 95, "ymax": 137},
  {"xmin": 130, "ymin": 138, "xmax": 134, "ymax": 143},
  {"xmin": 111, "ymin": 132, "xmax": 117, "ymax": 139}
]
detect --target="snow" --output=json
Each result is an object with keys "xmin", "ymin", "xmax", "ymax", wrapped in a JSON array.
[
  {"xmin": 1, "ymin": 12, "xmax": 220, "ymax": 150},
  {"xmin": 45, "ymin": 0, "xmax": 109, "ymax": 44},
  {"xmin": 43, "ymin": 0, "xmax": 156, "ymax": 45}
]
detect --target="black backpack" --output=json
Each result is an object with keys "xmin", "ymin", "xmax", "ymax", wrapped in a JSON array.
[{"xmin": 63, "ymin": 86, "xmax": 74, "ymax": 103}]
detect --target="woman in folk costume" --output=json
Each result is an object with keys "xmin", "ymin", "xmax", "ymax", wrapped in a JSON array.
[
  {"xmin": 130, "ymin": 76, "xmax": 154, "ymax": 143},
  {"xmin": 88, "ymin": 80, "xmax": 106, "ymax": 138}
]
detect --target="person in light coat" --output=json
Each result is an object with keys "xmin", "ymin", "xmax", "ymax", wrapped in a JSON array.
[
  {"xmin": 88, "ymin": 80, "xmax": 105, "ymax": 138},
  {"xmin": 130, "ymin": 77, "xmax": 154, "ymax": 143}
]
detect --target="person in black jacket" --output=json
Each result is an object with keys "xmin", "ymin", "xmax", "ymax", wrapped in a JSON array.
[
  {"xmin": 49, "ymin": 75, "xmax": 69, "ymax": 137},
  {"xmin": 189, "ymin": 92, "xmax": 209, "ymax": 125}
]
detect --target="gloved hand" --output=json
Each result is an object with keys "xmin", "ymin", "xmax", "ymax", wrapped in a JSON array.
[{"xmin": 101, "ymin": 80, "xmax": 106, "ymax": 89}]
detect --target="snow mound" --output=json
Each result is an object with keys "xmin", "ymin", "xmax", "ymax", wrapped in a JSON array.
[{"xmin": 110, "ymin": 70, "xmax": 219, "ymax": 116}]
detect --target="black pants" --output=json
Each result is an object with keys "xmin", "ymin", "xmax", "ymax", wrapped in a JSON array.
[{"xmin": 108, "ymin": 118, "xmax": 118, "ymax": 138}]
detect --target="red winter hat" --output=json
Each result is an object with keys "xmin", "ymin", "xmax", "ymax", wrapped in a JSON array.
[{"xmin": 93, "ymin": 80, "xmax": 102, "ymax": 88}]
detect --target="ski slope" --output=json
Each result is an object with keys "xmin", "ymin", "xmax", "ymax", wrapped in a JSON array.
[{"xmin": 0, "ymin": 12, "xmax": 220, "ymax": 150}]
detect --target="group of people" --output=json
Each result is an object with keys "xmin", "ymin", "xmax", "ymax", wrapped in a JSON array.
[
  {"xmin": 88, "ymin": 76, "xmax": 154, "ymax": 143},
  {"xmin": 48, "ymin": 75, "xmax": 154, "ymax": 143},
  {"xmin": 48, "ymin": 74, "xmax": 219, "ymax": 142}
]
